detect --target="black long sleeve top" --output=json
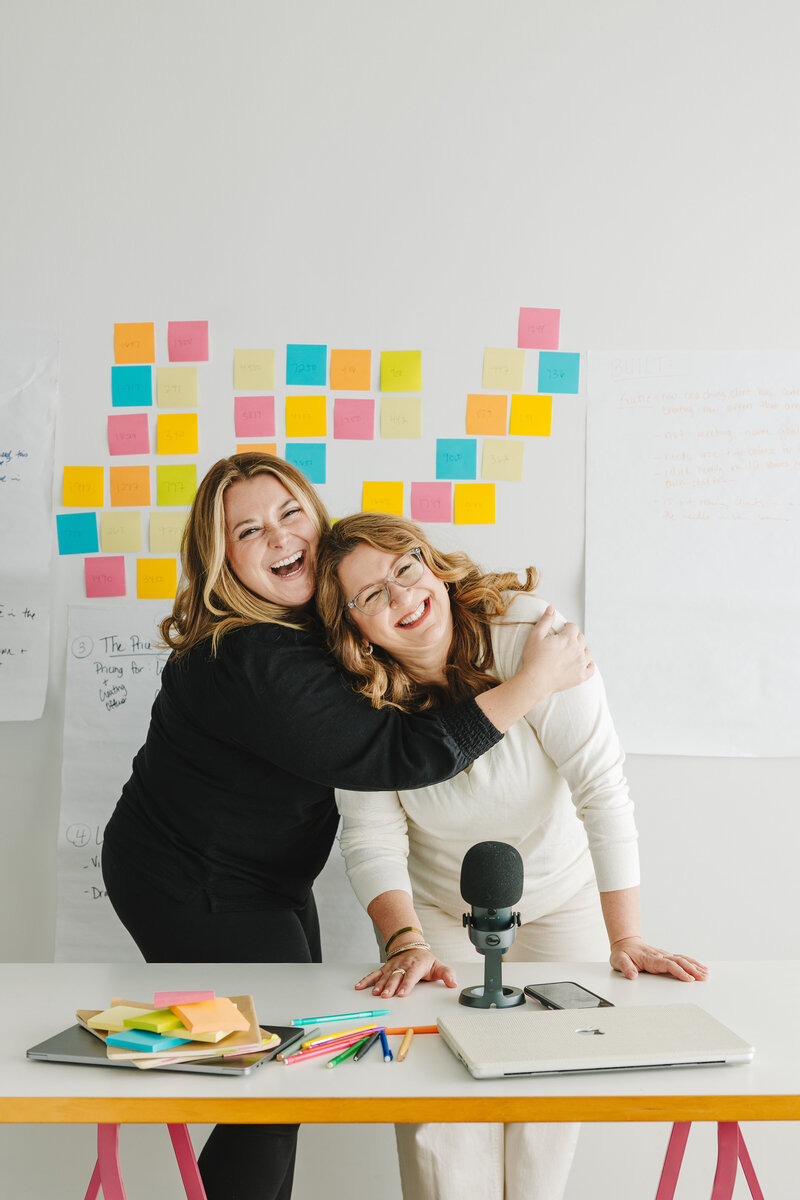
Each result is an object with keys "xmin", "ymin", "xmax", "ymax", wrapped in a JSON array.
[{"xmin": 103, "ymin": 622, "xmax": 501, "ymax": 912}]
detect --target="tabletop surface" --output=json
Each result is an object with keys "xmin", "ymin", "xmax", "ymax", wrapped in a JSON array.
[{"xmin": 3, "ymin": 959, "xmax": 798, "ymax": 1123}]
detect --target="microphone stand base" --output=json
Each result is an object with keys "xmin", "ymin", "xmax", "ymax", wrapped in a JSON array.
[{"xmin": 458, "ymin": 985, "xmax": 525, "ymax": 1009}]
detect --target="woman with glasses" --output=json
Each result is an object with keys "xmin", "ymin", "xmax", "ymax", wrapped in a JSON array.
[{"xmin": 315, "ymin": 511, "xmax": 707, "ymax": 1200}]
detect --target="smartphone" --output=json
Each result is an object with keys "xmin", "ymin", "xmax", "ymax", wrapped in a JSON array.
[{"xmin": 524, "ymin": 981, "xmax": 613, "ymax": 1010}]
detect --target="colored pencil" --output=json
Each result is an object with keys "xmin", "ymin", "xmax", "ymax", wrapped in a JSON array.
[{"xmin": 397, "ymin": 1028, "xmax": 415, "ymax": 1062}]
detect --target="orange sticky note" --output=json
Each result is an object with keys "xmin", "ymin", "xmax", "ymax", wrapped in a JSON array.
[
  {"xmin": 330, "ymin": 349, "xmax": 372, "ymax": 391},
  {"xmin": 362, "ymin": 481, "xmax": 403, "ymax": 515},
  {"xmin": 170, "ymin": 997, "xmax": 250, "ymax": 1034},
  {"xmin": 157, "ymin": 413, "xmax": 199, "ymax": 455},
  {"xmin": 136, "ymin": 557, "xmax": 178, "ymax": 599},
  {"xmin": 236, "ymin": 443, "xmax": 277, "ymax": 455},
  {"xmin": 454, "ymin": 483, "xmax": 495, "ymax": 524},
  {"xmin": 285, "ymin": 394, "xmax": 326, "ymax": 437},
  {"xmin": 63, "ymin": 466, "xmax": 104, "ymax": 507},
  {"xmin": 114, "ymin": 322, "xmax": 155, "ymax": 365},
  {"xmin": 110, "ymin": 465, "xmax": 151, "ymax": 507},
  {"xmin": 466, "ymin": 394, "xmax": 507, "ymax": 436},
  {"xmin": 509, "ymin": 394, "xmax": 552, "ymax": 437}
]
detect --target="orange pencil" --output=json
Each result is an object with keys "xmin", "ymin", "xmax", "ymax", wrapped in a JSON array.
[{"xmin": 385, "ymin": 1025, "xmax": 438, "ymax": 1035}]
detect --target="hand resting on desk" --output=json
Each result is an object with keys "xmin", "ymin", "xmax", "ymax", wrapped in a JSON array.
[
  {"xmin": 355, "ymin": 947, "xmax": 458, "ymax": 999},
  {"xmin": 610, "ymin": 935, "xmax": 708, "ymax": 982}
]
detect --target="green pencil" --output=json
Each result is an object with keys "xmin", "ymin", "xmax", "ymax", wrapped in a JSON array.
[{"xmin": 327, "ymin": 1037, "xmax": 369, "ymax": 1068}]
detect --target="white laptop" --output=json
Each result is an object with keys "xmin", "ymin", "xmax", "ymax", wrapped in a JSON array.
[{"xmin": 437, "ymin": 1004, "xmax": 754, "ymax": 1079}]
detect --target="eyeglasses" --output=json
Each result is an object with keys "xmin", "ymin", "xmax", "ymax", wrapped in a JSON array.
[{"xmin": 345, "ymin": 548, "xmax": 425, "ymax": 615}]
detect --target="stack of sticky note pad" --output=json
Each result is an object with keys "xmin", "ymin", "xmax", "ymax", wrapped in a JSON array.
[{"xmin": 77, "ymin": 990, "xmax": 274, "ymax": 1069}]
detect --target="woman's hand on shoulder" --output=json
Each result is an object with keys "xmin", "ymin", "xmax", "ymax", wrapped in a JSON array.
[
  {"xmin": 354, "ymin": 949, "xmax": 458, "ymax": 998},
  {"xmin": 610, "ymin": 936, "xmax": 709, "ymax": 982},
  {"xmin": 521, "ymin": 606, "xmax": 594, "ymax": 696}
]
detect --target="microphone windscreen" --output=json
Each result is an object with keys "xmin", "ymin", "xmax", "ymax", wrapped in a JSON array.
[{"xmin": 459, "ymin": 841, "xmax": 524, "ymax": 909}]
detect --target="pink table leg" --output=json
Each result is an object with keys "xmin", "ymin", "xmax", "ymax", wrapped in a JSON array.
[
  {"xmin": 84, "ymin": 1125, "xmax": 127, "ymax": 1200},
  {"xmin": 168, "ymin": 1124, "xmax": 208, "ymax": 1199},
  {"xmin": 655, "ymin": 1122, "xmax": 692, "ymax": 1200},
  {"xmin": 737, "ymin": 1127, "xmax": 766, "ymax": 1200},
  {"xmin": 656, "ymin": 1122, "xmax": 766, "ymax": 1200}
]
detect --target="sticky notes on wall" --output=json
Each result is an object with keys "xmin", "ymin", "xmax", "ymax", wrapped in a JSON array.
[
  {"xmin": 411, "ymin": 482, "xmax": 452, "ymax": 523},
  {"xmin": 112, "ymin": 364, "xmax": 152, "ymax": 407},
  {"xmin": 286, "ymin": 395, "xmax": 326, "ymax": 437},
  {"xmin": 381, "ymin": 396, "xmax": 421, "ymax": 438},
  {"xmin": 380, "ymin": 350, "xmax": 422, "ymax": 392},
  {"xmin": 330, "ymin": 349, "xmax": 371, "ymax": 390},
  {"xmin": 285, "ymin": 443, "xmax": 326, "ymax": 484},
  {"xmin": 236, "ymin": 443, "xmax": 277, "ymax": 455},
  {"xmin": 108, "ymin": 413, "xmax": 150, "ymax": 456},
  {"xmin": 518, "ymin": 307, "xmax": 560, "ymax": 350},
  {"xmin": 538, "ymin": 351, "xmax": 580, "ymax": 394},
  {"xmin": 157, "ymin": 413, "xmax": 199, "ymax": 455},
  {"xmin": 114, "ymin": 322, "xmax": 155, "ymax": 365},
  {"xmin": 436, "ymin": 439, "xmax": 477, "ymax": 480},
  {"xmin": 85, "ymin": 555, "xmax": 126, "ymax": 598},
  {"xmin": 57, "ymin": 512, "xmax": 99, "ymax": 555},
  {"xmin": 157, "ymin": 465, "xmax": 197, "ymax": 507},
  {"xmin": 482, "ymin": 348, "xmax": 525, "ymax": 391},
  {"xmin": 234, "ymin": 395, "xmax": 275, "ymax": 438},
  {"xmin": 286, "ymin": 344, "xmax": 327, "ymax": 386},
  {"xmin": 509, "ymin": 394, "xmax": 552, "ymax": 437},
  {"xmin": 234, "ymin": 349, "xmax": 275, "ymax": 390},
  {"xmin": 333, "ymin": 397, "xmax": 374, "ymax": 440},
  {"xmin": 168, "ymin": 320, "xmax": 209, "ymax": 362},
  {"xmin": 137, "ymin": 557, "xmax": 178, "ymax": 599},
  {"xmin": 157, "ymin": 366, "xmax": 198, "ymax": 408},
  {"xmin": 100, "ymin": 512, "xmax": 142, "ymax": 553},
  {"xmin": 110, "ymin": 466, "xmax": 151, "ymax": 507},
  {"xmin": 150, "ymin": 512, "xmax": 188, "ymax": 553},
  {"xmin": 363, "ymin": 481, "xmax": 403, "ymax": 514},
  {"xmin": 482, "ymin": 439, "xmax": 524, "ymax": 481},
  {"xmin": 466, "ymin": 394, "xmax": 507, "ymax": 436},
  {"xmin": 63, "ymin": 467, "xmax": 104, "ymax": 507},
  {"xmin": 454, "ymin": 483, "xmax": 495, "ymax": 524}
]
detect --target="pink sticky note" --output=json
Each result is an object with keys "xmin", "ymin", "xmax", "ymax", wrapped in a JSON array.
[
  {"xmin": 333, "ymin": 397, "xmax": 375, "ymax": 440},
  {"xmin": 517, "ymin": 307, "xmax": 560, "ymax": 350},
  {"xmin": 411, "ymin": 482, "xmax": 452, "ymax": 523},
  {"xmin": 84, "ymin": 555, "xmax": 126, "ymax": 598},
  {"xmin": 234, "ymin": 395, "xmax": 276, "ymax": 437},
  {"xmin": 168, "ymin": 320, "xmax": 209, "ymax": 362},
  {"xmin": 108, "ymin": 412, "xmax": 150, "ymax": 456},
  {"xmin": 154, "ymin": 990, "xmax": 215, "ymax": 1007}
]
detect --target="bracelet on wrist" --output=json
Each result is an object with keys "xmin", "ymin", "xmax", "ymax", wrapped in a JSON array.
[
  {"xmin": 384, "ymin": 925, "xmax": 423, "ymax": 953},
  {"xmin": 385, "ymin": 941, "xmax": 431, "ymax": 960}
]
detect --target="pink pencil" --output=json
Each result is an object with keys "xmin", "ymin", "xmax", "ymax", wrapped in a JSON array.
[{"xmin": 282, "ymin": 1031, "xmax": 379, "ymax": 1065}]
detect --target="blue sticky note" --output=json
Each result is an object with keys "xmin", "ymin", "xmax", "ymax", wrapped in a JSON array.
[
  {"xmin": 285, "ymin": 442, "xmax": 326, "ymax": 485},
  {"xmin": 538, "ymin": 351, "xmax": 580, "ymax": 394},
  {"xmin": 106, "ymin": 1028, "xmax": 193, "ymax": 1052},
  {"xmin": 112, "ymin": 364, "xmax": 153, "ymax": 407},
  {"xmin": 286, "ymin": 344, "xmax": 327, "ymax": 386},
  {"xmin": 436, "ymin": 439, "xmax": 477, "ymax": 481},
  {"xmin": 56, "ymin": 512, "xmax": 99, "ymax": 555}
]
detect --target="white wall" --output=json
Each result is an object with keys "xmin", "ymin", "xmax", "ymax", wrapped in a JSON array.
[{"xmin": 1, "ymin": 1, "xmax": 797, "ymax": 1195}]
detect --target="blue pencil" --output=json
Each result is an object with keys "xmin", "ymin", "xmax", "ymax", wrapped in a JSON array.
[{"xmin": 379, "ymin": 1029, "xmax": 393, "ymax": 1062}]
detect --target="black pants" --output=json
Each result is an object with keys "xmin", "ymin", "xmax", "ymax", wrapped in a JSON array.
[{"xmin": 102, "ymin": 841, "xmax": 321, "ymax": 1200}]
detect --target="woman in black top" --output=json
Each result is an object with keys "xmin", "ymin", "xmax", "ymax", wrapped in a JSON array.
[{"xmin": 102, "ymin": 452, "xmax": 592, "ymax": 1200}]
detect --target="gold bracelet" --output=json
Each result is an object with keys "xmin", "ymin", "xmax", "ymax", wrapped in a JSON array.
[
  {"xmin": 385, "ymin": 925, "xmax": 423, "ymax": 953},
  {"xmin": 386, "ymin": 941, "xmax": 430, "ymax": 960}
]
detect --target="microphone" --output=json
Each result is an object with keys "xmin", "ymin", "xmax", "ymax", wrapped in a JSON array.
[{"xmin": 459, "ymin": 841, "xmax": 526, "ymax": 1008}]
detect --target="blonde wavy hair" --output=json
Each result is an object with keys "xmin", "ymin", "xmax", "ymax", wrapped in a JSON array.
[
  {"xmin": 315, "ymin": 512, "xmax": 538, "ymax": 711},
  {"xmin": 160, "ymin": 452, "xmax": 330, "ymax": 656}
]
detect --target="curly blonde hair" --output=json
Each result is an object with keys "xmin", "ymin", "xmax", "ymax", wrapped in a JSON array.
[
  {"xmin": 314, "ymin": 512, "xmax": 538, "ymax": 711},
  {"xmin": 161, "ymin": 452, "xmax": 331, "ymax": 656}
]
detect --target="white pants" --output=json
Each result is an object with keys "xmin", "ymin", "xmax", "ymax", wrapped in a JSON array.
[{"xmin": 394, "ymin": 880, "xmax": 607, "ymax": 1200}]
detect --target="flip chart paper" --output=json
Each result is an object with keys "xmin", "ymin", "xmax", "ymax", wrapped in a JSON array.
[
  {"xmin": 114, "ymin": 322, "xmax": 155, "ymax": 365},
  {"xmin": 110, "ymin": 465, "xmax": 151, "ymax": 507},
  {"xmin": 363, "ymin": 481, "xmax": 403, "ymax": 514},
  {"xmin": 101, "ymin": 511, "xmax": 142, "ymax": 553},
  {"xmin": 236, "ymin": 442, "xmax": 277, "ymax": 455},
  {"xmin": 454, "ymin": 482, "xmax": 495, "ymax": 524},
  {"xmin": 436, "ymin": 439, "xmax": 477, "ymax": 480},
  {"xmin": 380, "ymin": 350, "xmax": 421, "ymax": 392},
  {"xmin": 63, "ymin": 466, "xmax": 104, "ymax": 507},
  {"xmin": 156, "ymin": 464, "xmax": 197, "ymax": 506},
  {"xmin": 481, "ymin": 439, "xmax": 524, "ymax": 481},
  {"xmin": 286, "ymin": 394, "xmax": 326, "ymax": 437},
  {"xmin": 149, "ymin": 511, "xmax": 188, "ymax": 553},
  {"xmin": 234, "ymin": 349, "xmax": 274, "ymax": 390},
  {"xmin": 156, "ymin": 413, "xmax": 199, "ymax": 455},
  {"xmin": 57, "ymin": 512, "xmax": 99, "ymax": 555},
  {"xmin": 286, "ymin": 343, "xmax": 327, "ymax": 386},
  {"xmin": 167, "ymin": 320, "xmax": 209, "ymax": 362},
  {"xmin": 410, "ymin": 482, "xmax": 452, "ymax": 523},
  {"xmin": 482, "ymin": 348, "xmax": 525, "ymax": 391},
  {"xmin": 156, "ymin": 366, "xmax": 198, "ymax": 408},
  {"xmin": 509, "ymin": 394, "xmax": 552, "ymax": 436},
  {"xmin": 466, "ymin": 393, "xmax": 507, "ymax": 436},
  {"xmin": 330, "ymin": 349, "xmax": 371, "ymax": 390},
  {"xmin": 285, "ymin": 443, "xmax": 326, "ymax": 484},
  {"xmin": 112, "ymin": 364, "xmax": 152, "ymax": 407},
  {"xmin": 518, "ymin": 307, "xmax": 560, "ymax": 350},
  {"xmin": 84, "ymin": 556, "xmax": 126, "ymax": 598},
  {"xmin": 234, "ymin": 395, "xmax": 275, "ymax": 437},
  {"xmin": 333, "ymin": 397, "xmax": 374, "ymax": 440},
  {"xmin": 108, "ymin": 413, "xmax": 150, "ymax": 456},
  {"xmin": 137, "ymin": 557, "xmax": 178, "ymax": 599},
  {"xmin": 538, "ymin": 350, "xmax": 580, "ymax": 394},
  {"xmin": 380, "ymin": 395, "xmax": 421, "ymax": 438}
]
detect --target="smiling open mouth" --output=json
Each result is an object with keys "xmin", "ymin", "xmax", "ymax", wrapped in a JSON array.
[
  {"xmin": 396, "ymin": 597, "xmax": 429, "ymax": 628},
  {"xmin": 271, "ymin": 550, "xmax": 305, "ymax": 578}
]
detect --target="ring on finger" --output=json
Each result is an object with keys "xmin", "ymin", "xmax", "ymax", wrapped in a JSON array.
[{"xmin": 389, "ymin": 967, "xmax": 406, "ymax": 977}]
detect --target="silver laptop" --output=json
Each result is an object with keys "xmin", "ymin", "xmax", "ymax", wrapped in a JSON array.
[{"xmin": 437, "ymin": 1004, "xmax": 754, "ymax": 1079}]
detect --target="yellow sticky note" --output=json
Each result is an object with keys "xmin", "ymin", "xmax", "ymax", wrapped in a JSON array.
[
  {"xmin": 149, "ymin": 511, "xmax": 188, "ymax": 553},
  {"xmin": 236, "ymin": 443, "xmax": 277, "ymax": 455},
  {"xmin": 234, "ymin": 349, "xmax": 275, "ymax": 390},
  {"xmin": 110, "ymin": 465, "xmax": 151, "ymax": 507},
  {"xmin": 285, "ymin": 395, "xmax": 326, "ymax": 437},
  {"xmin": 481, "ymin": 439, "xmax": 524, "ymax": 482},
  {"xmin": 101, "ymin": 511, "xmax": 142, "ymax": 552},
  {"xmin": 114, "ymin": 322, "xmax": 155, "ymax": 365},
  {"xmin": 157, "ymin": 464, "xmax": 197, "ymax": 507},
  {"xmin": 157, "ymin": 366, "xmax": 198, "ymax": 408},
  {"xmin": 63, "ymin": 466, "xmax": 104, "ymax": 508},
  {"xmin": 157, "ymin": 413, "xmax": 199, "ymax": 455},
  {"xmin": 509, "ymin": 394, "xmax": 552, "ymax": 437},
  {"xmin": 330, "ymin": 349, "xmax": 372, "ymax": 391},
  {"xmin": 380, "ymin": 396, "xmax": 422, "ymax": 439},
  {"xmin": 137, "ymin": 557, "xmax": 178, "ymax": 600},
  {"xmin": 362, "ymin": 481, "xmax": 403, "ymax": 515},
  {"xmin": 380, "ymin": 350, "xmax": 422, "ymax": 392},
  {"xmin": 466, "ymin": 393, "xmax": 507, "ymax": 436},
  {"xmin": 482, "ymin": 348, "xmax": 525, "ymax": 391},
  {"xmin": 454, "ymin": 483, "xmax": 495, "ymax": 524}
]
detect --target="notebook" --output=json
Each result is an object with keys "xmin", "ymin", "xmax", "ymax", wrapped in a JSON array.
[{"xmin": 436, "ymin": 1003, "xmax": 754, "ymax": 1079}]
